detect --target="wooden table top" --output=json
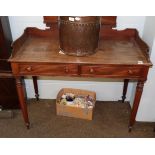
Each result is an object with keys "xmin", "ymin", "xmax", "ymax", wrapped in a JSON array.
[{"xmin": 9, "ymin": 28, "xmax": 152, "ymax": 66}]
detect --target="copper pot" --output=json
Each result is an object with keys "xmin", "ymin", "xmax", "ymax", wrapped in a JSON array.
[{"xmin": 59, "ymin": 16, "xmax": 101, "ymax": 56}]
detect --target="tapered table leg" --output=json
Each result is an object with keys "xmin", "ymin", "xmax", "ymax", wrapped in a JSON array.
[
  {"xmin": 122, "ymin": 79, "xmax": 129, "ymax": 103},
  {"xmin": 128, "ymin": 80, "xmax": 145, "ymax": 132},
  {"xmin": 32, "ymin": 76, "xmax": 39, "ymax": 101},
  {"xmin": 15, "ymin": 77, "xmax": 30, "ymax": 129}
]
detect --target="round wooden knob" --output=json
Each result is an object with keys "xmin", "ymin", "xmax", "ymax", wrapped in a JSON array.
[
  {"xmin": 128, "ymin": 70, "xmax": 133, "ymax": 74},
  {"xmin": 26, "ymin": 66, "xmax": 32, "ymax": 72},
  {"xmin": 90, "ymin": 68, "xmax": 94, "ymax": 73}
]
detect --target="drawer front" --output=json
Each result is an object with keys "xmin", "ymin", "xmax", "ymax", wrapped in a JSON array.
[
  {"xmin": 17, "ymin": 64, "xmax": 78, "ymax": 76},
  {"xmin": 81, "ymin": 65, "xmax": 143, "ymax": 78}
]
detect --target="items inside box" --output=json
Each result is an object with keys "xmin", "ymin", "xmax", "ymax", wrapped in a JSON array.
[{"xmin": 58, "ymin": 93, "xmax": 95, "ymax": 109}]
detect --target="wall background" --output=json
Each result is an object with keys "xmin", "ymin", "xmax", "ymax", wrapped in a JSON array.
[
  {"xmin": 136, "ymin": 17, "xmax": 155, "ymax": 121},
  {"xmin": 9, "ymin": 16, "xmax": 155, "ymax": 122}
]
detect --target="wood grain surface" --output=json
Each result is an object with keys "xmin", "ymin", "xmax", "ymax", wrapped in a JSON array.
[{"xmin": 9, "ymin": 31, "xmax": 151, "ymax": 66}]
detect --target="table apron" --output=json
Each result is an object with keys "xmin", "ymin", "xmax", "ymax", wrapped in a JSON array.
[{"xmin": 11, "ymin": 63, "xmax": 149, "ymax": 80}]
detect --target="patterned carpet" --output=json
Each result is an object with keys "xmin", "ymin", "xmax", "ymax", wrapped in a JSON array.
[{"xmin": 0, "ymin": 99, "xmax": 154, "ymax": 138}]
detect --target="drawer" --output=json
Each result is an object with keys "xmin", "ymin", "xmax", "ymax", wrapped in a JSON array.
[
  {"xmin": 17, "ymin": 64, "xmax": 78, "ymax": 76},
  {"xmin": 81, "ymin": 65, "xmax": 143, "ymax": 78}
]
